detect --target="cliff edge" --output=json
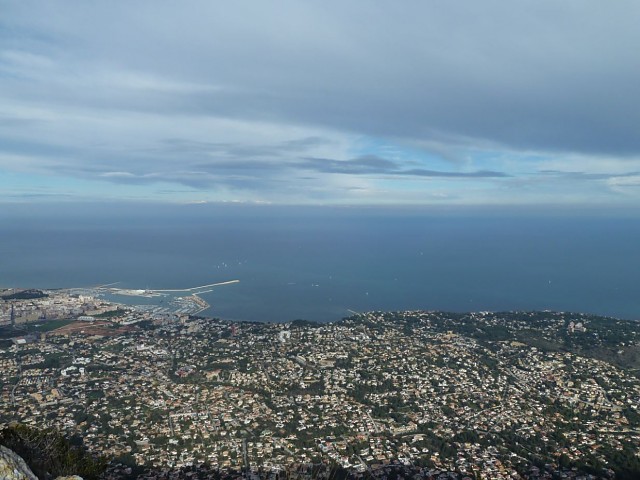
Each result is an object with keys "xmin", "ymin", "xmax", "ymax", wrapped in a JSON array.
[{"xmin": 0, "ymin": 445, "xmax": 38, "ymax": 480}]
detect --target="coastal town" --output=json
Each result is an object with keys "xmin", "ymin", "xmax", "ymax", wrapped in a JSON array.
[{"xmin": 1, "ymin": 289, "xmax": 639, "ymax": 479}]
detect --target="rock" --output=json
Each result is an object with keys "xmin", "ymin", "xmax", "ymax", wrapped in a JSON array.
[
  {"xmin": 55, "ymin": 477, "xmax": 84, "ymax": 480},
  {"xmin": 0, "ymin": 445, "xmax": 38, "ymax": 480}
]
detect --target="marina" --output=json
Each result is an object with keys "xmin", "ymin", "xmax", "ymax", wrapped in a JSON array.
[{"xmin": 68, "ymin": 280, "xmax": 240, "ymax": 317}]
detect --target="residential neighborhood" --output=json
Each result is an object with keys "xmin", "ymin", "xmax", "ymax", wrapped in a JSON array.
[{"xmin": 1, "ymin": 290, "xmax": 639, "ymax": 479}]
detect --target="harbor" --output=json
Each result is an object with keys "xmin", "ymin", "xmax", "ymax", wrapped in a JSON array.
[{"xmin": 68, "ymin": 280, "xmax": 240, "ymax": 317}]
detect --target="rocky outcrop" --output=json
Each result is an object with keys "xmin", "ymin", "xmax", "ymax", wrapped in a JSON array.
[
  {"xmin": 0, "ymin": 445, "xmax": 38, "ymax": 480},
  {"xmin": 0, "ymin": 446, "xmax": 84, "ymax": 480}
]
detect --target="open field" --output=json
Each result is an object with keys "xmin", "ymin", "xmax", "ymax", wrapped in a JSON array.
[
  {"xmin": 0, "ymin": 319, "xmax": 76, "ymax": 339},
  {"xmin": 47, "ymin": 320, "xmax": 136, "ymax": 337}
]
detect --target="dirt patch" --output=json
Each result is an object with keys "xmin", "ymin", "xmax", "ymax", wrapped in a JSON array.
[{"xmin": 47, "ymin": 320, "xmax": 136, "ymax": 337}]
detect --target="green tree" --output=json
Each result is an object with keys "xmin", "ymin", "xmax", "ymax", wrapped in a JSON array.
[{"xmin": 0, "ymin": 424, "xmax": 107, "ymax": 480}]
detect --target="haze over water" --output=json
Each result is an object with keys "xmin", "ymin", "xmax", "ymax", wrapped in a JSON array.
[{"xmin": 2, "ymin": 205, "xmax": 638, "ymax": 323}]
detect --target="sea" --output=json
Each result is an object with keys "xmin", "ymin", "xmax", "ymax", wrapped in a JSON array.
[{"xmin": 1, "ymin": 203, "xmax": 639, "ymax": 323}]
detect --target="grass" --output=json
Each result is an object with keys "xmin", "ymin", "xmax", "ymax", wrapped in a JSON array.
[
  {"xmin": 0, "ymin": 319, "xmax": 76, "ymax": 338},
  {"xmin": 26, "ymin": 319, "xmax": 76, "ymax": 332}
]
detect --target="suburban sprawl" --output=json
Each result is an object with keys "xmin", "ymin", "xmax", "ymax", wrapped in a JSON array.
[{"xmin": 1, "ymin": 288, "xmax": 639, "ymax": 480}]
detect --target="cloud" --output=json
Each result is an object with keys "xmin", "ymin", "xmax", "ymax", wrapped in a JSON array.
[
  {"xmin": 4, "ymin": 1, "xmax": 640, "ymax": 153},
  {"xmin": 539, "ymin": 170, "xmax": 640, "ymax": 181},
  {"xmin": 99, "ymin": 171, "xmax": 141, "ymax": 180},
  {"xmin": 400, "ymin": 169, "xmax": 508, "ymax": 179},
  {"xmin": 1, "ymin": 1, "xmax": 640, "ymax": 204},
  {"xmin": 7, "ymin": 192, "xmax": 74, "ymax": 198},
  {"xmin": 607, "ymin": 175, "xmax": 640, "ymax": 189},
  {"xmin": 301, "ymin": 156, "xmax": 508, "ymax": 178},
  {"xmin": 300, "ymin": 156, "xmax": 398, "ymax": 175}
]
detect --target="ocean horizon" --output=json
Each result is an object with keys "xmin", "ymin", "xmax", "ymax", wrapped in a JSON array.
[{"xmin": 2, "ymin": 204, "xmax": 639, "ymax": 323}]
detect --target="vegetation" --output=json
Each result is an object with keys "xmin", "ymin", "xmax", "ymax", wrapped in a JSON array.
[
  {"xmin": 0, "ymin": 319, "xmax": 75, "ymax": 340},
  {"xmin": 290, "ymin": 319, "xmax": 321, "ymax": 328},
  {"xmin": 1, "ymin": 289, "xmax": 48, "ymax": 300},
  {"xmin": 27, "ymin": 319, "xmax": 76, "ymax": 333},
  {"xmin": 0, "ymin": 325, "xmax": 22, "ymax": 339},
  {"xmin": 0, "ymin": 423, "xmax": 107, "ymax": 480},
  {"xmin": 376, "ymin": 310, "xmax": 640, "ymax": 372}
]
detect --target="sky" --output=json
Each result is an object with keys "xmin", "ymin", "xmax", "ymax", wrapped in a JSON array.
[{"xmin": 1, "ymin": 1, "xmax": 640, "ymax": 206}]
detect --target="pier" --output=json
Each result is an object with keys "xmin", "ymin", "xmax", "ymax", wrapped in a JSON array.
[{"xmin": 152, "ymin": 280, "xmax": 240, "ymax": 293}]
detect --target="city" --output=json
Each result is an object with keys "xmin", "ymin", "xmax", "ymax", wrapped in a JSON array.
[{"xmin": 1, "ymin": 289, "xmax": 639, "ymax": 479}]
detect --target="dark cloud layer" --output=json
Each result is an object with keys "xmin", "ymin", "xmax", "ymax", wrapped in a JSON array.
[
  {"xmin": 3, "ymin": 1, "xmax": 640, "ymax": 156},
  {"xmin": 1, "ymin": 1, "xmax": 640, "ymax": 203},
  {"xmin": 302, "ymin": 156, "xmax": 509, "ymax": 178}
]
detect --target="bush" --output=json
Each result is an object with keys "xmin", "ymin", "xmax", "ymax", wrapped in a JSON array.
[{"xmin": 0, "ymin": 423, "xmax": 107, "ymax": 480}]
